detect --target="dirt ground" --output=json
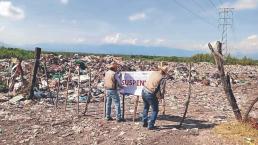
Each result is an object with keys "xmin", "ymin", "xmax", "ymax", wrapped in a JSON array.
[
  {"xmin": 1, "ymin": 79, "xmax": 257, "ymax": 145},
  {"xmin": 0, "ymin": 102, "xmax": 236, "ymax": 145}
]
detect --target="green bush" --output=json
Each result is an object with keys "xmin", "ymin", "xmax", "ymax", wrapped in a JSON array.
[
  {"xmin": 190, "ymin": 54, "xmax": 214, "ymax": 63},
  {"xmin": 0, "ymin": 47, "xmax": 257, "ymax": 65},
  {"xmin": 0, "ymin": 47, "xmax": 34, "ymax": 59}
]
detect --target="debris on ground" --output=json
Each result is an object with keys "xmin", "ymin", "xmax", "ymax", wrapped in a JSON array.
[{"xmin": 0, "ymin": 55, "xmax": 257, "ymax": 144}]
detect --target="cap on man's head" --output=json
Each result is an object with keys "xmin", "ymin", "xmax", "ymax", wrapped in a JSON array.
[
  {"xmin": 159, "ymin": 66, "xmax": 168, "ymax": 74},
  {"xmin": 107, "ymin": 62, "xmax": 118, "ymax": 69}
]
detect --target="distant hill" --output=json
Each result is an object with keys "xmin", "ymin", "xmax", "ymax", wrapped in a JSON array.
[
  {"xmin": 25, "ymin": 43, "xmax": 205, "ymax": 57},
  {"xmin": 1, "ymin": 42, "xmax": 257, "ymax": 59}
]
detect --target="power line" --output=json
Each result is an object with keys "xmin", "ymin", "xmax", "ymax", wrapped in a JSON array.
[
  {"xmin": 208, "ymin": 0, "xmax": 217, "ymax": 9},
  {"xmin": 191, "ymin": 0, "xmax": 207, "ymax": 13},
  {"xmin": 218, "ymin": 0, "xmax": 223, "ymax": 5},
  {"xmin": 174, "ymin": 0, "xmax": 217, "ymax": 28},
  {"xmin": 191, "ymin": 0, "xmax": 217, "ymax": 20}
]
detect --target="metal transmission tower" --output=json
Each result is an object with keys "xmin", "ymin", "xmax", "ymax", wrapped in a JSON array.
[{"xmin": 219, "ymin": 8, "xmax": 234, "ymax": 53}]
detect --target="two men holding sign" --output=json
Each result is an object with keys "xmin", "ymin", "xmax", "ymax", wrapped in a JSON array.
[{"xmin": 104, "ymin": 61, "xmax": 168, "ymax": 129}]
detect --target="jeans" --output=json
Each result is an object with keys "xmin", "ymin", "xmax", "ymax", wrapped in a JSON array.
[
  {"xmin": 142, "ymin": 88, "xmax": 159, "ymax": 127},
  {"xmin": 106, "ymin": 90, "xmax": 122, "ymax": 120}
]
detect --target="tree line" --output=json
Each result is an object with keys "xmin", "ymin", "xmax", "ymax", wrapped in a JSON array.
[
  {"xmin": 0, "ymin": 47, "xmax": 257, "ymax": 65},
  {"xmin": 0, "ymin": 47, "xmax": 34, "ymax": 59}
]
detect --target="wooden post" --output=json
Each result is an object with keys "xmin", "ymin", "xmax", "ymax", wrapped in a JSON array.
[
  {"xmin": 6, "ymin": 59, "xmax": 11, "ymax": 87},
  {"xmin": 43, "ymin": 59, "xmax": 51, "ymax": 99},
  {"xmin": 17, "ymin": 59, "xmax": 24, "ymax": 84},
  {"xmin": 83, "ymin": 69, "xmax": 91, "ymax": 115},
  {"xmin": 133, "ymin": 95, "xmax": 140, "ymax": 122},
  {"xmin": 104, "ymin": 91, "xmax": 107, "ymax": 118},
  {"xmin": 122, "ymin": 94, "xmax": 125, "ymax": 120},
  {"xmin": 208, "ymin": 41, "xmax": 242, "ymax": 121},
  {"xmin": 28, "ymin": 47, "xmax": 41, "ymax": 100},
  {"xmin": 89, "ymin": 69, "xmax": 91, "ymax": 88},
  {"xmin": 64, "ymin": 65, "xmax": 71, "ymax": 111},
  {"xmin": 161, "ymin": 99, "xmax": 166, "ymax": 115},
  {"xmin": 77, "ymin": 67, "xmax": 80, "ymax": 114},
  {"xmin": 243, "ymin": 96, "xmax": 258, "ymax": 122},
  {"xmin": 7, "ymin": 59, "xmax": 11, "ymax": 97},
  {"xmin": 179, "ymin": 63, "xmax": 192, "ymax": 127},
  {"xmin": 55, "ymin": 71, "xmax": 61, "ymax": 109}
]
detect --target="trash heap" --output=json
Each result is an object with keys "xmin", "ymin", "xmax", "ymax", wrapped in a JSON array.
[{"xmin": 0, "ymin": 54, "xmax": 258, "ymax": 107}]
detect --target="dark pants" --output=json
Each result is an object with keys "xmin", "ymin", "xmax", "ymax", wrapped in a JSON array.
[{"xmin": 142, "ymin": 88, "xmax": 159, "ymax": 128}]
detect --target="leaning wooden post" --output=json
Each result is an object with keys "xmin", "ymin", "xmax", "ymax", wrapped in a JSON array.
[
  {"xmin": 208, "ymin": 41, "xmax": 242, "ymax": 121},
  {"xmin": 243, "ymin": 96, "xmax": 258, "ymax": 122},
  {"xmin": 133, "ymin": 95, "xmax": 140, "ymax": 122},
  {"xmin": 179, "ymin": 63, "xmax": 192, "ymax": 127},
  {"xmin": 28, "ymin": 47, "xmax": 41, "ymax": 100}
]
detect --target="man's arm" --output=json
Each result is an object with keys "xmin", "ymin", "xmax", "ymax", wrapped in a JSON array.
[
  {"xmin": 160, "ymin": 80, "xmax": 166, "ymax": 98},
  {"xmin": 153, "ymin": 78, "xmax": 166, "ymax": 98},
  {"xmin": 157, "ymin": 79, "xmax": 166, "ymax": 99},
  {"xmin": 115, "ymin": 72, "xmax": 123, "ymax": 88}
]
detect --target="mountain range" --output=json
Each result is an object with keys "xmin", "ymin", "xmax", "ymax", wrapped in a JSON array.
[
  {"xmin": 25, "ymin": 43, "xmax": 206, "ymax": 57},
  {"xmin": 1, "ymin": 42, "xmax": 257, "ymax": 59}
]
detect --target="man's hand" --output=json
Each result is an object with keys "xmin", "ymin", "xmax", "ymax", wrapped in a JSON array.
[
  {"xmin": 121, "ymin": 85, "xmax": 127, "ymax": 89},
  {"xmin": 119, "ymin": 88, "xmax": 125, "ymax": 94}
]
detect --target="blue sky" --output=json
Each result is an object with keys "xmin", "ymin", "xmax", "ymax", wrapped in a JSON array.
[{"xmin": 0, "ymin": 0, "xmax": 258, "ymax": 57}]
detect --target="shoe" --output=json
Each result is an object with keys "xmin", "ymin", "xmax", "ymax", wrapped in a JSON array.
[
  {"xmin": 105, "ymin": 117, "xmax": 113, "ymax": 121},
  {"xmin": 147, "ymin": 125, "xmax": 157, "ymax": 130},
  {"xmin": 147, "ymin": 122, "xmax": 156, "ymax": 130},
  {"xmin": 142, "ymin": 122, "xmax": 148, "ymax": 127},
  {"xmin": 116, "ymin": 118, "xmax": 126, "ymax": 122}
]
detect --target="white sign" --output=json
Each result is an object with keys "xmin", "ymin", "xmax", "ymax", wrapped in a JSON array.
[{"xmin": 121, "ymin": 71, "xmax": 152, "ymax": 96}]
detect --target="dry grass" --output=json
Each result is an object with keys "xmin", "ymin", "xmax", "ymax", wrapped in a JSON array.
[{"xmin": 214, "ymin": 122, "xmax": 258, "ymax": 145}]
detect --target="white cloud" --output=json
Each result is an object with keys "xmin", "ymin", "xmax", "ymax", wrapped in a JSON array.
[
  {"xmin": 190, "ymin": 35, "xmax": 258, "ymax": 54},
  {"xmin": 74, "ymin": 37, "xmax": 85, "ymax": 43},
  {"xmin": 221, "ymin": 0, "xmax": 258, "ymax": 10},
  {"xmin": 0, "ymin": 1, "xmax": 25, "ymax": 20},
  {"xmin": 155, "ymin": 38, "xmax": 165, "ymax": 45},
  {"xmin": 0, "ymin": 26, "xmax": 5, "ymax": 32},
  {"xmin": 103, "ymin": 33, "xmax": 138, "ymax": 45},
  {"xmin": 237, "ymin": 34, "xmax": 258, "ymax": 52},
  {"xmin": 143, "ymin": 39, "xmax": 151, "ymax": 44},
  {"xmin": 121, "ymin": 38, "xmax": 138, "ymax": 45},
  {"xmin": 129, "ymin": 12, "xmax": 146, "ymax": 21},
  {"xmin": 103, "ymin": 33, "xmax": 166, "ymax": 46},
  {"xmin": 60, "ymin": 0, "xmax": 69, "ymax": 5},
  {"xmin": 104, "ymin": 33, "xmax": 121, "ymax": 44},
  {"xmin": 247, "ymin": 34, "xmax": 258, "ymax": 40}
]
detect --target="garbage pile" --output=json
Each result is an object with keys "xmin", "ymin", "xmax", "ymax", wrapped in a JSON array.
[{"xmin": 0, "ymin": 54, "xmax": 258, "ymax": 106}]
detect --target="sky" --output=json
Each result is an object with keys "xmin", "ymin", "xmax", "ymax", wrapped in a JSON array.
[{"xmin": 0, "ymin": 0, "xmax": 258, "ymax": 58}]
